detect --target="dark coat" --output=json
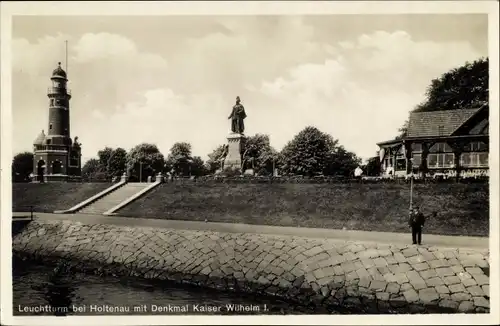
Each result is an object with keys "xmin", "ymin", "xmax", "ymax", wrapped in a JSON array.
[
  {"xmin": 229, "ymin": 104, "xmax": 246, "ymax": 134},
  {"xmin": 409, "ymin": 211, "xmax": 426, "ymax": 227}
]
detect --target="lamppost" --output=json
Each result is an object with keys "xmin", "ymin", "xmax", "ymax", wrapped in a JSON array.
[{"xmin": 409, "ymin": 158, "xmax": 414, "ymax": 210}]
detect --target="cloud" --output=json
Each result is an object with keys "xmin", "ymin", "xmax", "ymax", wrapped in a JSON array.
[
  {"xmin": 251, "ymin": 30, "xmax": 482, "ymax": 160},
  {"xmin": 73, "ymin": 33, "xmax": 138, "ymax": 62},
  {"xmin": 12, "ymin": 32, "xmax": 171, "ymax": 162},
  {"xmin": 12, "ymin": 33, "xmax": 73, "ymax": 77},
  {"xmin": 81, "ymin": 88, "xmax": 229, "ymax": 162}
]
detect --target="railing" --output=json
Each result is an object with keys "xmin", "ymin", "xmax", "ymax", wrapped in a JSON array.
[
  {"xmin": 47, "ymin": 87, "xmax": 71, "ymax": 95},
  {"xmin": 33, "ymin": 145, "xmax": 68, "ymax": 151},
  {"xmin": 163, "ymin": 174, "xmax": 490, "ymax": 185}
]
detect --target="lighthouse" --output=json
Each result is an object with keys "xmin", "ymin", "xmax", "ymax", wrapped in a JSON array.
[{"xmin": 32, "ymin": 62, "xmax": 82, "ymax": 182}]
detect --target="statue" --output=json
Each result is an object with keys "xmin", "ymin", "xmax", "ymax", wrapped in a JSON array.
[
  {"xmin": 218, "ymin": 144, "xmax": 229, "ymax": 170},
  {"xmin": 228, "ymin": 96, "xmax": 247, "ymax": 134}
]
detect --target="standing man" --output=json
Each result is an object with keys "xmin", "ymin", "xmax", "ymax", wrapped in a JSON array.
[{"xmin": 408, "ymin": 205, "xmax": 426, "ymax": 245}]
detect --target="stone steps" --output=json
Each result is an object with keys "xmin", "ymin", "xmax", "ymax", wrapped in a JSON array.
[{"xmin": 79, "ymin": 183, "xmax": 150, "ymax": 215}]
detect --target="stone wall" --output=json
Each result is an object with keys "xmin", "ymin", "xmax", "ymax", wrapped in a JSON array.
[{"xmin": 12, "ymin": 220, "xmax": 490, "ymax": 314}]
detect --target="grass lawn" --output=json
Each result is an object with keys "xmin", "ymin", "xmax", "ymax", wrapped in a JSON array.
[
  {"xmin": 12, "ymin": 183, "xmax": 112, "ymax": 213},
  {"xmin": 118, "ymin": 182, "xmax": 489, "ymax": 237}
]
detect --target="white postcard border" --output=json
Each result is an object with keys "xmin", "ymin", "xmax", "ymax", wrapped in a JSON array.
[{"xmin": 1, "ymin": 1, "xmax": 498, "ymax": 325}]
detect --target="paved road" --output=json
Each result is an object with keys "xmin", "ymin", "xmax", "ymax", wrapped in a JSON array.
[{"xmin": 12, "ymin": 212, "xmax": 489, "ymax": 249}]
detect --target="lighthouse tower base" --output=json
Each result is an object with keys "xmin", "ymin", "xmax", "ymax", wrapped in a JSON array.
[{"xmin": 32, "ymin": 145, "xmax": 82, "ymax": 183}]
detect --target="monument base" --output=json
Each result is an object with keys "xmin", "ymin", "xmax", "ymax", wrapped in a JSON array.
[{"xmin": 224, "ymin": 133, "xmax": 246, "ymax": 171}]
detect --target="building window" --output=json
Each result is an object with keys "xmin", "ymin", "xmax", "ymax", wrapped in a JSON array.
[
  {"xmin": 460, "ymin": 153, "xmax": 488, "ymax": 167},
  {"xmin": 49, "ymin": 124, "xmax": 53, "ymax": 130},
  {"xmin": 50, "ymin": 99, "xmax": 54, "ymax": 106},
  {"xmin": 464, "ymin": 141, "xmax": 487, "ymax": 152},
  {"xmin": 460, "ymin": 141, "xmax": 488, "ymax": 168},
  {"xmin": 411, "ymin": 142, "xmax": 422, "ymax": 171},
  {"xmin": 411, "ymin": 143, "xmax": 422, "ymax": 152},
  {"xmin": 396, "ymin": 158, "xmax": 406, "ymax": 171},
  {"xmin": 395, "ymin": 146, "xmax": 406, "ymax": 171},
  {"xmin": 438, "ymin": 125, "xmax": 445, "ymax": 136},
  {"xmin": 429, "ymin": 142, "xmax": 453, "ymax": 153},
  {"xmin": 52, "ymin": 161, "xmax": 62, "ymax": 174},
  {"xmin": 412, "ymin": 154, "xmax": 422, "ymax": 169},
  {"xmin": 427, "ymin": 142, "xmax": 454, "ymax": 168}
]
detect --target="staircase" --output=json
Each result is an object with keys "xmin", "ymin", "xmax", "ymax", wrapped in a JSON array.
[{"xmin": 78, "ymin": 183, "xmax": 150, "ymax": 215}]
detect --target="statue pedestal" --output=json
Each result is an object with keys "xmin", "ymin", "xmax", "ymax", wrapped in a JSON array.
[{"xmin": 224, "ymin": 133, "xmax": 246, "ymax": 170}]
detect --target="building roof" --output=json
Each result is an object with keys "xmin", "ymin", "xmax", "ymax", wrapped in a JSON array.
[
  {"xmin": 376, "ymin": 138, "xmax": 402, "ymax": 147},
  {"xmin": 52, "ymin": 62, "xmax": 67, "ymax": 79},
  {"xmin": 407, "ymin": 108, "xmax": 481, "ymax": 138},
  {"xmin": 33, "ymin": 130, "xmax": 46, "ymax": 145}
]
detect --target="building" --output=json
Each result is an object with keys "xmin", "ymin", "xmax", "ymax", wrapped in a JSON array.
[
  {"xmin": 377, "ymin": 106, "xmax": 489, "ymax": 179},
  {"xmin": 32, "ymin": 62, "xmax": 82, "ymax": 182}
]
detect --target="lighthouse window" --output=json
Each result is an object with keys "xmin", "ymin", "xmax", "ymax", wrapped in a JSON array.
[
  {"xmin": 49, "ymin": 124, "xmax": 53, "ymax": 130},
  {"xmin": 56, "ymin": 99, "xmax": 62, "ymax": 106},
  {"xmin": 50, "ymin": 99, "xmax": 54, "ymax": 106}
]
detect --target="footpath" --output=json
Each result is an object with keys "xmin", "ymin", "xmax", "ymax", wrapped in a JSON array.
[{"xmin": 12, "ymin": 212, "xmax": 488, "ymax": 249}]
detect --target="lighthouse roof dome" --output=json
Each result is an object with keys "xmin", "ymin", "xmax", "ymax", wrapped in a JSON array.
[
  {"xmin": 52, "ymin": 62, "xmax": 67, "ymax": 78},
  {"xmin": 33, "ymin": 130, "xmax": 46, "ymax": 145}
]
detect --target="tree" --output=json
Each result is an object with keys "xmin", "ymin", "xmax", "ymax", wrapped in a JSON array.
[
  {"xmin": 324, "ymin": 145, "xmax": 362, "ymax": 177},
  {"xmin": 396, "ymin": 57, "xmax": 489, "ymax": 137},
  {"xmin": 96, "ymin": 147, "xmax": 127, "ymax": 180},
  {"xmin": 362, "ymin": 155, "xmax": 382, "ymax": 176},
  {"xmin": 81, "ymin": 158, "xmax": 106, "ymax": 182},
  {"xmin": 280, "ymin": 126, "xmax": 338, "ymax": 176},
  {"xmin": 280, "ymin": 126, "xmax": 360, "ymax": 177},
  {"xmin": 206, "ymin": 145, "xmax": 227, "ymax": 174},
  {"xmin": 257, "ymin": 146, "xmax": 280, "ymax": 176},
  {"xmin": 414, "ymin": 57, "xmax": 488, "ymax": 112},
  {"xmin": 97, "ymin": 147, "xmax": 114, "ymax": 168},
  {"xmin": 107, "ymin": 147, "xmax": 127, "ymax": 178},
  {"xmin": 126, "ymin": 143, "xmax": 165, "ymax": 182},
  {"xmin": 12, "ymin": 152, "xmax": 33, "ymax": 182},
  {"xmin": 166, "ymin": 142, "xmax": 192, "ymax": 176},
  {"xmin": 190, "ymin": 156, "xmax": 207, "ymax": 177},
  {"xmin": 241, "ymin": 134, "xmax": 279, "ymax": 175},
  {"xmin": 396, "ymin": 120, "xmax": 409, "ymax": 139},
  {"xmin": 96, "ymin": 147, "xmax": 127, "ymax": 179}
]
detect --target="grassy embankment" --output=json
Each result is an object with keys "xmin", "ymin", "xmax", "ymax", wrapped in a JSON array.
[
  {"xmin": 118, "ymin": 182, "xmax": 489, "ymax": 237},
  {"xmin": 12, "ymin": 183, "xmax": 112, "ymax": 213}
]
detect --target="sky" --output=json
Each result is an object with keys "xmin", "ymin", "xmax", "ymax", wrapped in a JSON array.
[{"xmin": 11, "ymin": 14, "xmax": 488, "ymax": 163}]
